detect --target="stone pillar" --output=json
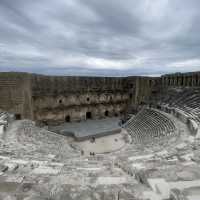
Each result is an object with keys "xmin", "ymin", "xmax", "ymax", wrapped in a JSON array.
[
  {"xmin": 162, "ymin": 77, "xmax": 165, "ymax": 87},
  {"xmin": 171, "ymin": 77, "xmax": 173, "ymax": 86},
  {"xmin": 183, "ymin": 76, "xmax": 186, "ymax": 86},
  {"xmin": 192, "ymin": 75, "xmax": 195, "ymax": 86},
  {"xmin": 189, "ymin": 76, "xmax": 192, "ymax": 86},
  {"xmin": 187, "ymin": 76, "xmax": 190, "ymax": 86},
  {"xmin": 166, "ymin": 77, "xmax": 168, "ymax": 86},
  {"xmin": 186, "ymin": 76, "xmax": 189, "ymax": 86},
  {"xmin": 178, "ymin": 76, "xmax": 181, "ymax": 86},
  {"xmin": 198, "ymin": 74, "xmax": 200, "ymax": 86},
  {"xmin": 185, "ymin": 76, "xmax": 188, "ymax": 86},
  {"xmin": 195, "ymin": 74, "xmax": 198, "ymax": 86},
  {"xmin": 177, "ymin": 76, "xmax": 179, "ymax": 86},
  {"xmin": 194, "ymin": 74, "xmax": 197, "ymax": 86},
  {"xmin": 181, "ymin": 76, "xmax": 184, "ymax": 86}
]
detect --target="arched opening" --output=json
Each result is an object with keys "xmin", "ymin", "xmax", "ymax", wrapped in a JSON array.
[
  {"xmin": 59, "ymin": 99, "xmax": 62, "ymax": 104},
  {"xmin": 189, "ymin": 78, "xmax": 192, "ymax": 86},
  {"xmin": 114, "ymin": 113, "xmax": 118, "ymax": 117},
  {"xmin": 42, "ymin": 120, "xmax": 48, "ymax": 126},
  {"xmin": 15, "ymin": 114, "xmax": 21, "ymax": 120},
  {"xmin": 105, "ymin": 110, "xmax": 109, "ymax": 117},
  {"xmin": 181, "ymin": 77, "xmax": 184, "ymax": 86},
  {"xmin": 195, "ymin": 75, "xmax": 198, "ymax": 86},
  {"xmin": 86, "ymin": 112, "xmax": 92, "ymax": 119},
  {"xmin": 65, "ymin": 115, "xmax": 70, "ymax": 122},
  {"xmin": 87, "ymin": 97, "xmax": 90, "ymax": 102},
  {"xmin": 149, "ymin": 80, "xmax": 152, "ymax": 87}
]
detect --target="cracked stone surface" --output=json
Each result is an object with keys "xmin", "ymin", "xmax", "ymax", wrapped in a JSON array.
[{"xmin": 0, "ymin": 110, "xmax": 200, "ymax": 200}]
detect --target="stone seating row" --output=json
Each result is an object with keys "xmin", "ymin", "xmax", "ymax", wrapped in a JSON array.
[
  {"xmin": 123, "ymin": 108, "xmax": 176, "ymax": 143},
  {"xmin": 0, "ymin": 111, "xmax": 10, "ymax": 136},
  {"xmin": 158, "ymin": 88, "xmax": 200, "ymax": 128},
  {"xmin": 0, "ymin": 80, "xmax": 19, "ymax": 87}
]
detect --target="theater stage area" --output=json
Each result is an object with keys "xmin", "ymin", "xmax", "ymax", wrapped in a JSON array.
[
  {"xmin": 49, "ymin": 117, "xmax": 130, "ymax": 154},
  {"xmin": 49, "ymin": 117, "xmax": 122, "ymax": 141}
]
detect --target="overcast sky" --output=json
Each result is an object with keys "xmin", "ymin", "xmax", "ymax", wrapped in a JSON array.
[{"xmin": 0, "ymin": 0, "xmax": 200, "ymax": 76}]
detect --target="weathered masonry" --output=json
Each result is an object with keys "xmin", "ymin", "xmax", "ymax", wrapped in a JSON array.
[
  {"xmin": 31, "ymin": 75, "xmax": 130, "ymax": 125},
  {"xmin": 0, "ymin": 71, "xmax": 199, "ymax": 125},
  {"xmin": 0, "ymin": 73, "xmax": 33, "ymax": 120},
  {"xmin": 161, "ymin": 72, "xmax": 200, "ymax": 87}
]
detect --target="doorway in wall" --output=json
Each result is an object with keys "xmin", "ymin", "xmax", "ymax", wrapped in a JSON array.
[
  {"xmin": 105, "ymin": 110, "xmax": 109, "ymax": 117},
  {"xmin": 65, "ymin": 115, "xmax": 70, "ymax": 122},
  {"xmin": 86, "ymin": 112, "xmax": 92, "ymax": 119},
  {"xmin": 15, "ymin": 114, "xmax": 21, "ymax": 120}
]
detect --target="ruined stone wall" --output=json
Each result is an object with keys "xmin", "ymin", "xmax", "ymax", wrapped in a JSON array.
[
  {"xmin": 31, "ymin": 75, "xmax": 130, "ymax": 124},
  {"xmin": 134, "ymin": 76, "xmax": 160, "ymax": 105},
  {"xmin": 161, "ymin": 72, "xmax": 200, "ymax": 87},
  {"xmin": 0, "ymin": 73, "xmax": 33, "ymax": 119},
  {"xmin": 0, "ymin": 71, "xmax": 199, "ymax": 124}
]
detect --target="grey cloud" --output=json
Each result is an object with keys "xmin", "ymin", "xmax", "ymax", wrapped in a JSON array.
[
  {"xmin": 81, "ymin": 0, "xmax": 140, "ymax": 35},
  {"xmin": 0, "ymin": 0, "xmax": 200, "ymax": 76}
]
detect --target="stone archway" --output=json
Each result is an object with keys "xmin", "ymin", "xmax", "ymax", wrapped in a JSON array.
[
  {"xmin": 105, "ymin": 110, "xmax": 109, "ymax": 117},
  {"xmin": 15, "ymin": 114, "xmax": 21, "ymax": 120},
  {"xmin": 86, "ymin": 112, "xmax": 92, "ymax": 119},
  {"xmin": 65, "ymin": 115, "xmax": 70, "ymax": 122}
]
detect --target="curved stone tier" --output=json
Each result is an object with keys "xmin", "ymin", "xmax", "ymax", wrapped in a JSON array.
[
  {"xmin": 123, "ymin": 108, "xmax": 176, "ymax": 143},
  {"xmin": 157, "ymin": 88, "xmax": 200, "ymax": 135}
]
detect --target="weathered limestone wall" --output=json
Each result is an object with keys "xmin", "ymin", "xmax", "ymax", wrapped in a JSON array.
[
  {"xmin": 134, "ymin": 77, "xmax": 160, "ymax": 105},
  {"xmin": 0, "ymin": 73, "xmax": 33, "ymax": 119},
  {"xmin": 161, "ymin": 72, "xmax": 200, "ymax": 87},
  {"xmin": 31, "ymin": 75, "xmax": 130, "ymax": 124},
  {"xmin": 0, "ymin": 71, "xmax": 199, "ymax": 124}
]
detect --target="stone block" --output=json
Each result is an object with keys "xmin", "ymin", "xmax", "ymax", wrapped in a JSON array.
[{"xmin": 147, "ymin": 178, "xmax": 170, "ymax": 199}]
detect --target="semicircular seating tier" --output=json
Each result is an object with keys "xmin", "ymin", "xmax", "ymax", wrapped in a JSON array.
[
  {"xmin": 123, "ymin": 108, "xmax": 176, "ymax": 143},
  {"xmin": 158, "ymin": 88, "xmax": 200, "ymax": 125}
]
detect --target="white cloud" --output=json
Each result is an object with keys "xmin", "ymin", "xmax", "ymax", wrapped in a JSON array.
[
  {"xmin": 50, "ymin": 54, "xmax": 148, "ymax": 70},
  {"xmin": 168, "ymin": 59, "xmax": 200, "ymax": 68}
]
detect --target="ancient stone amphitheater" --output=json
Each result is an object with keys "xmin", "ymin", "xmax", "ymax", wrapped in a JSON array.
[{"xmin": 0, "ymin": 71, "xmax": 200, "ymax": 200}]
